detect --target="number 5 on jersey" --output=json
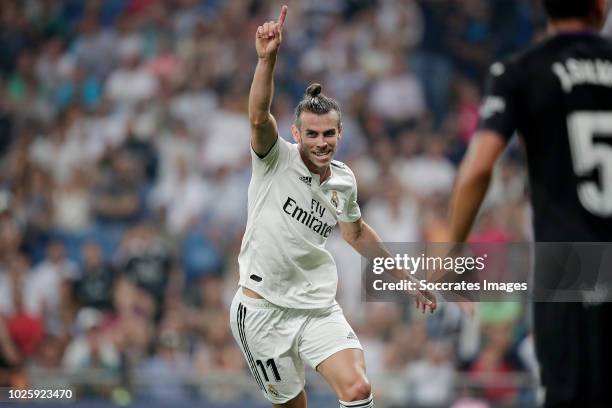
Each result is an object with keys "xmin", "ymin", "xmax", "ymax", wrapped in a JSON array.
[{"xmin": 567, "ymin": 111, "xmax": 612, "ymax": 216}]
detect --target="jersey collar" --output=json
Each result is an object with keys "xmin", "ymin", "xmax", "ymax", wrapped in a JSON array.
[{"xmin": 310, "ymin": 165, "xmax": 334, "ymax": 188}]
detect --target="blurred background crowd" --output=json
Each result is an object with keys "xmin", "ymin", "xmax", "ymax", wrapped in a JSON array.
[{"xmin": 0, "ymin": 0, "xmax": 570, "ymax": 406}]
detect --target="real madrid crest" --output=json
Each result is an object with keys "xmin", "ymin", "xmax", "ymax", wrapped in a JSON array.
[
  {"xmin": 331, "ymin": 191, "xmax": 339, "ymax": 208},
  {"xmin": 267, "ymin": 384, "xmax": 280, "ymax": 397}
]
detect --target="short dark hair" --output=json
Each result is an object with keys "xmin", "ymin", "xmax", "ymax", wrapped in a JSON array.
[
  {"xmin": 294, "ymin": 83, "xmax": 341, "ymax": 128},
  {"xmin": 543, "ymin": 0, "xmax": 596, "ymax": 20}
]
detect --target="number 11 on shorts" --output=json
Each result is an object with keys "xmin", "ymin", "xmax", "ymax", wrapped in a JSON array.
[{"xmin": 256, "ymin": 358, "xmax": 282, "ymax": 382}]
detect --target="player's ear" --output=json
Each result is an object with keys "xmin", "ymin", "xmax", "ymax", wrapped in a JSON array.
[
  {"xmin": 291, "ymin": 123, "xmax": 301, "ymax": 144},
  {"xmin": 337, "ymin": 121, "xmax": 343, "ymax": 141},
  {"xmin": 595, "ymin": 0, "xmax": 608, "ymax": 26}
]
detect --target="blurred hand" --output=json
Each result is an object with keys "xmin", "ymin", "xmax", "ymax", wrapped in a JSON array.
[
  {"xmin": 255, "ymin": 5, "xmax": 287, "ymax": 59},
  {"xmin": 414, "ymin": 287, "xmax": 437, "ymax": 314},
  {"xmin": 422, "ymin": 241, "xmax": 478, "ymax": 318}
]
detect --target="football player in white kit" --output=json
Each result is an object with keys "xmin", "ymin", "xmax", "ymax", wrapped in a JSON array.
[{"xmin": 229, "ymin": 5, "xmax": 436, "ymax": 408}]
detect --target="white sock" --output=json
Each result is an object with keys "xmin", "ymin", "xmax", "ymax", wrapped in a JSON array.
[{"xmin": 339, "ymin": 394, "xmax": 373, "ymax": 407}]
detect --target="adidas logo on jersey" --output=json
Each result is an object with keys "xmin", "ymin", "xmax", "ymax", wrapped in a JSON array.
[
  {"xmin": 347, "ymin": 331, "xmax": 357, "ymax": 340},
  {"xmin": 299, "ymin": 176, "xmax": 312, "ymax": 186}
]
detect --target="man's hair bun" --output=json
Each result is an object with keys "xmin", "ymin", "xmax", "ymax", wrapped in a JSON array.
[
  {"xmin": 295, "ymin": 82, "xmax": 341, "ymax": 126},
  {"xmin": 305, "ymin": 83, "xmax": 322, "ymax": 98}
]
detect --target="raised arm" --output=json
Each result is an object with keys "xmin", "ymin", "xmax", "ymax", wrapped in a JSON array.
[{"xmin": 249, "ymin": 5, "xmax": 288, "ymax": 157}]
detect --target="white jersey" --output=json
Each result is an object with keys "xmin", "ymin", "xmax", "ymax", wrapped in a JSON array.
[{"xmin": 238, "ymin": 138, "xmax": 361, "ymax": 309}]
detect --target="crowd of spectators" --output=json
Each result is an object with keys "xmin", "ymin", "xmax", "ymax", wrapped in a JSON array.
[{"xmin": 0, "ymin": 0, "xmax": 551, "ymax": 406}]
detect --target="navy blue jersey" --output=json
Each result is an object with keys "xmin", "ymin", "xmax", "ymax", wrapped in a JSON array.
[{"xmin": 480, "ymin": 32, "xmax": 612, "ymax": 241}]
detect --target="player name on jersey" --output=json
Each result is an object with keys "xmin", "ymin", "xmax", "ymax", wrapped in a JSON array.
[
  {"xmin": 552, "ymin": 58, "xmax": 612, "ymax": 92},
  {"xmin": 283, "ymin": 196, "xmax": 334, "ymax": 238}
]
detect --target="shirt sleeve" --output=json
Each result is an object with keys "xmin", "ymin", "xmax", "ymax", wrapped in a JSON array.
[
  {"xmin": 478, "ymin": 60, "xmax": 519, "ymax": 142},
  {"xmin": 340, "ymin": 170, "xmax": 361, "ymax": 223},
  {"xmin": 251, "ymin": 137, "xmax": 292, "ymax": 178}
]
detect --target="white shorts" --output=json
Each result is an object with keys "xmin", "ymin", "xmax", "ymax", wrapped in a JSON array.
[{"xmin": 229, "ymin": 288, "xmax": 362, "ymax": 404}]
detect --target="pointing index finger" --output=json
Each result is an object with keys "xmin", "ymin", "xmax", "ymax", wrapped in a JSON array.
[{"xmin": 277, "ymin": 5, "xmax": 288, "ymax": 29}]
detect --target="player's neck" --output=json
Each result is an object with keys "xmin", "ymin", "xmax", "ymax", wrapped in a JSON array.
[
  {"xmin": 549, "ymin": 19, "xmax": 598, "ymax": 35},
  {"xmin": 319, "ymin": 165, "xmax": 331, "ymax": 183}
]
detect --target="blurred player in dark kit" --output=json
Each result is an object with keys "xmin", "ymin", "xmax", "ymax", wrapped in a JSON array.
[{"xmin": 448, "ymin": 1, "xmax": 612, "ymax": 407}]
